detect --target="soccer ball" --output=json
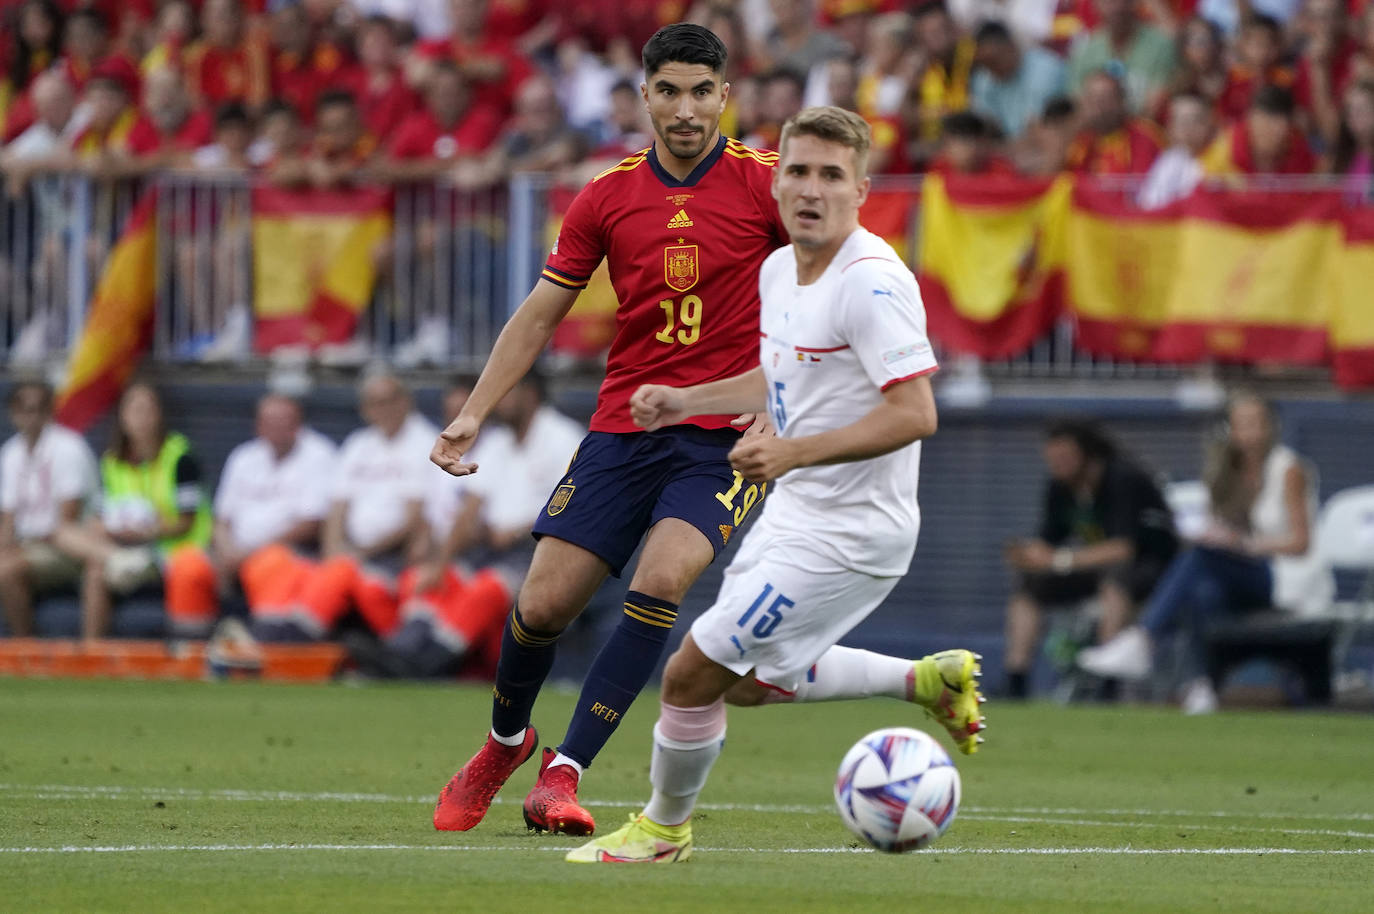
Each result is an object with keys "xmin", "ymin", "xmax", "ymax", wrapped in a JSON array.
[{"xmin": 833, "ymin": 726, "xmax": 961, "ymax": 853}]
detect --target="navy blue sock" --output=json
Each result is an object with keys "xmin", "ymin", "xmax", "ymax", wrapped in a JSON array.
[
  {"xmin": 557, "ymin": 591, "xmax": 678, "ymax": 768},
  {"xmin": 491, "ymin": 606, "xmax": 563, "ymax": 739}
]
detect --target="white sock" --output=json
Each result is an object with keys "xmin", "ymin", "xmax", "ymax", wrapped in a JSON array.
[
  {"xmin": 642, "ymin": 721, "xmax": 725, "ymax": 827},
  {"xmin": 489, "ymin": 727, "xmax": 525, "ymax": 747},
  {"xmin": 548, "ymin": 752, "xmax": 584, "ymax": 776},
  {"xmin": 786, "ymin": 647, "xmax": 913, "ymax": 703}
]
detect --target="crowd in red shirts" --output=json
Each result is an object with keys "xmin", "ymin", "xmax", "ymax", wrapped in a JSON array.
[{"xmin": 1, "ymin": 0, "xmax": 1372, "ymax": 195}]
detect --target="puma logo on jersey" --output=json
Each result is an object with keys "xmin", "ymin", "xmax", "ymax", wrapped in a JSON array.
[
  {"xmin": 873, "ymin": 288, "xmax": 894, "ymax": 297},
  {"xmin": 666, "ymin": 209, "xmax": 694, "ymax": 228}
]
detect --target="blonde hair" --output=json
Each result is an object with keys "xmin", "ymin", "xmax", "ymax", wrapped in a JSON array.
[{"xmin": 778, "ymin": 105, "xmax": 872, "ymax": 180}]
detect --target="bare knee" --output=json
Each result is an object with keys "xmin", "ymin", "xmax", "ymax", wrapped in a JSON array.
[
  {"xmin": 513, "ymin": 538, "xmax": 609, "ymax": 630},
  {"xmin": 661, "ymin": 637, "xmax": 739, "ymax": 707}
]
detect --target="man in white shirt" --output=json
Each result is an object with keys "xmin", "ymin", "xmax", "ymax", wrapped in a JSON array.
[
  {"xmin": 1137, "ymin": 90, "xmax": 1215, "ymax": 210},
  {"xmin": 361, "ymin": 371, "xmax": 585, "ymax": 678},
  {"xmin": 569, "ymin": 107, "xmax": 985, "ymax": 864},
  {"xmin": 0, "ymin": 381, "xmax": 98, "ymax": 635},
  {"xmin": 210, "ymin": 394, "xmax": 337, "ymax": 605},
  {"xmin": 249, "ymin": 372, "xmax": 438, "ymax": 641}
]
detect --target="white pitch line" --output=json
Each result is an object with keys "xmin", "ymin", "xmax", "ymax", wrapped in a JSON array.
[
  {"xmin": 1, "ymin": 843, "xmax": 1371, "ymax": 857},
  {"xmin": 955, "ymin": 814, "xmax": 1374, "ymax": 841},
  {"xmin": 3, "ymin": 783, "xmax": 1372, "ymax": 826}
]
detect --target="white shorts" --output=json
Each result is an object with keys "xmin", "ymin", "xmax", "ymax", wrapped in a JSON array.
[{"xmin": 690, "ymin": 525, "xmax": 900, "ymax": 695}]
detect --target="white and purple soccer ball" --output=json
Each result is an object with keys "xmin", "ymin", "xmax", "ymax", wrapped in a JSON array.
[{"xmin": 834, "ymin": 726, "xmax": 961, "ymax": 853}]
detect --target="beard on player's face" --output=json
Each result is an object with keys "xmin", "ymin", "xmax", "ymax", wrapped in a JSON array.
[{"xmin": 643, "ymin": 62, "xmax": 725, "ymax": 162}]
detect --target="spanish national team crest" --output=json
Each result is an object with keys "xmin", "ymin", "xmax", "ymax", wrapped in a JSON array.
[
  {"xmin": 719, "ymin": 524, "xmax": 734, "ymax": 546},
  {"xmin": 664, "ymin": 243, "xmax": 699, "ymax": 292},
  {"xmin": 547, "ymin": 484, "xmax": 575, "ymax": 516}
]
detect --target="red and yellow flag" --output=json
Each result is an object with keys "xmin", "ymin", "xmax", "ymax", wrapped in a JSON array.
[
  {"xmin": 56, "ymin": 193, "xmax": 158, "ymax": 431},
  {"xmin": 916, "ymin": 173, "xmax": 1068, "ymax": 358},
  {"xmin": 251, "ymin": 186, "xmax": 392, "ymax": 351},
  {"xmin": 1149, "ymin": 189, "xmax": 1337, "ymax": 365},
  {"xmin": 1333, "ymin": 204, "xmax": 1374, "ymax": 388}
]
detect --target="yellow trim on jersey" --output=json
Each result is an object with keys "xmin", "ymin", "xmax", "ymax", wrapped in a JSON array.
[
  {"xmin": 592, "ymin": 149, "xmax": 650, "ymax": 182},
  {"xmin": 725, "ymin": 140, "xmax": 778, "ymax": 166}
]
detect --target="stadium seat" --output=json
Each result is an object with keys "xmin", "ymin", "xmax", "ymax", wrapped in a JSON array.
[
  {"xmin": 33, "ymin": 596, "xmax": 82, "ymax": 637},
  {"xmin": 1204, "ymin": 485, "xmax": 1374, "ymax": 706},
  {"xmin": 111, "ymin": 595, "xmax": 168, "ymax": 639}
]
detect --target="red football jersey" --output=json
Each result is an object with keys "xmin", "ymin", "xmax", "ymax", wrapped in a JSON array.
[
  {"xmin": 387, "ymin": 106, "xmax": 502, "ymax": 159},
  {"xmin": 124, "ymin": 109, "xmax": 213, "ymax": 156},
  {"xmin": 542, "ymin": 135, "xmax": 786, "ymax": 433}
]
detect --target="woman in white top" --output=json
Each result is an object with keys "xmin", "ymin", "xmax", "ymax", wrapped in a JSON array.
[{"xmin": 1078, "ymin": 392, "xmax": 1333, "ymax": 711}]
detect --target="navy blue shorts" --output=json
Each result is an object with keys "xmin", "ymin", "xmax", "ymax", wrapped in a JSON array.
[{"xmin": 532, "ymin": 426, "xmax": 768, "ymax": 577}]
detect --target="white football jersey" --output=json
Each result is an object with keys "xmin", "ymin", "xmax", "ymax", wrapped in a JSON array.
[{"xmin": 755, "ymin": 227, "xmax": 938, "ymax": 576}]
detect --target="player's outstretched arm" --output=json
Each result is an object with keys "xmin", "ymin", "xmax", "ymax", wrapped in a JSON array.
[
  {"xmin": 630, "ymin": 368, "xmax": 768, "ymax": 432},
  {"xmin": 729, "ymin": 374, "xmax": 937, "ymax": 482},
  {"xmin": 431, "ymin": 279, "xmax": 580, "ymax": 477}
]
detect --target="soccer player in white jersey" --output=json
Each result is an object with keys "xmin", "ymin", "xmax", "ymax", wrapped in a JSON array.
[{"xmin": 568, "ymin": 106, "xmax": 986, "ymax": 864}]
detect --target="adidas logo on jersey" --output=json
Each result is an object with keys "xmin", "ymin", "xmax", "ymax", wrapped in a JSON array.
[{"xmin": 666, "ymin": 209, "xmax": 694, "ymax": 228}]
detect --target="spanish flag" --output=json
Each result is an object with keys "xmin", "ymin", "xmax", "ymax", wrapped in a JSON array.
[
  {"xmin": 1333, "ymin": 203, "xmax": 1374, "ymax": 389},
  {"xmin": 56, "ymin": 193, "xmax": 158, "ymax": 431},
  {"xmin": 1150, "ymin": 189, "xmax": 1337, "ymax": 365},
  {"xmin": 251, "ymin": 186, "xmax": 392, "ymax": 351},
  {"xmin": 917, "ymin": 173, "xmax": 1068, "ymax": 358},
  {"xmin": 1066, "ymin": 179, "xmax": 1185, "ymax": 359},
  {"xmin": 860, "ymin": 187, "xmax": 916, "ymax": 263}
]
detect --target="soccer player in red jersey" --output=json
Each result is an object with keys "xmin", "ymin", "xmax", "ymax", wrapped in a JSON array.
[{"xmin": 429, "ymin": 23, "xmax": 786, "ymax": 837}]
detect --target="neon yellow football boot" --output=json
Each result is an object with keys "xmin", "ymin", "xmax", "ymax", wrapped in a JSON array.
[
  {"xmin": 565, "ymin": 814, "xmax": 692, "ymax": 864},
  {"xmin": 913, "ymin": 649, "xmax": 987, "ymax": 755}
]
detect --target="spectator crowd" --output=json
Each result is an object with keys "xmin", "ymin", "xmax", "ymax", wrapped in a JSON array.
[
  {"xmin": 1, "ymin": 0, "xmax": 1372, "ymax": 196},
  {"xmin": 0, "ymin": 370, "xmax": 584, "ymax": 681}
]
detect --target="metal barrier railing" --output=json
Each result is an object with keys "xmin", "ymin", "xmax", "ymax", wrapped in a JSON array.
[
  {"xmin": 0, "ymin": 170, "xmax": 1361, "ymax": 381},
  {"xmin": 1, "ymin": 173, "xmax": 142, "ymax": 367}
]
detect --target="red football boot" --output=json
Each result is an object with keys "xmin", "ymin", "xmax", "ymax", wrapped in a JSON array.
[
  {"xmin": 522, "ymin": 748, "xmax": 596, "ymax": 836},
  {"xmin": 433, "ymin": 727, "xmax": 539, "ymax": 831}
]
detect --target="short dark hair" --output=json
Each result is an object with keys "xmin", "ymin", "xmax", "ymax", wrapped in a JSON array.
[
  {"xmin": 610, "ymin": 79, "xmax": 637, "ymax": 96},
  {"xmin": 315, "ymin": 88, "xmax": 358, "ymax": 117},
  {"xmin": 1041, "ymin": 96, "xmax": 1076, "ymax": 124},
  {"xmin": 6, "ymin": 379, "xmax": 53, "ymax": 411},
  {"xmin": 974, "ymin": 20, "xmax": 1013, "ymax": 44},
  {"xmin": 214, "ymin": 101, "xmax": 250, "ymax": 130},
  {"xmin": 67, "ymin": 7, "xmax": 108, "ymax": 32},
  {"xmin": 1046, "ymin": 419, "xmax": 1117, "ymax": 463},
  {"xmin": 642, "ymin": 23, "xmax": 727, "ymax": 78},
  {"xmin": 1252, "ymin": 84, "xmax": 1296, "ymax": 118},
  {"xmin": 942, "ymin": 110, "xmax": 992, "ymax": 139},
  {"xmin": 912, "ymin": 1, "xmax": 950, "ymax": 21},
  {"xmin": 1244, "ymin": 13, "xmax": 1282, "ymax": 38},
  {"xmin": 262, "ymin": 98, "xmax": 299, "ymax": 122}
]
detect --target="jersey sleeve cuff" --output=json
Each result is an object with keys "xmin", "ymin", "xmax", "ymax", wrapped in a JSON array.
[
  {"xmin": 540, "ymin": 265, "xmax": 589, "ymax": 290},
  {"xmin": 880, "ymin": 363, "xmax": 939, "ymax": 391}
]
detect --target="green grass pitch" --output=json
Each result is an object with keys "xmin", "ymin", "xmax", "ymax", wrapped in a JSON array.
[{"xmin": 1, "ymin": 678, "xmax": 1370, "ymax": 913}]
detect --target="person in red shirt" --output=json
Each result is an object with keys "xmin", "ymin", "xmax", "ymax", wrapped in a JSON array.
[
  {"xmin": 1217, "ymin": 15, "xmax": 1298, "ymax": 121},
  {"xmin": 1067, "ymin": 69, "xmax": 1163, "ymax": 173},
  {"xmin": 183, "ymin": 0, "xmax": 270, "ymax": 112},
  {"xmin": 415, "ymin": 0, "xmax": 534, "ymax": 118},
  {"xmin": 269, "ymin": 1, "xmax": 350, "ymax": 123},
  {"xmin": 1, "ymin": 0, "xmax": 63, "ymax": 140},
  {"xmin": 429, "ymin": 23, "xmax": 787, "ymax": 839},
  {"xmin": 69, "ymin": 58, "xmax": 139, "ymax": 163},
  {"xmin": 1202, "ymin": 84, "xmax": 1317, "ymax": 175},
  {"xmin": 1295, "ymin": 0, "xmax": 1360, "ymax": 145},
  {"xmin": 269, "ymin": 88, "xmax": 376, "ymax": 188},
  {"xmin": 929, "ymin": 110, "xmax": 1017, "ymax": 175},
  {"xmin": 342, "ymin": 15, "xmax": 420, "ymax": 142},
  {"xmin": 118, "ymin": 64, "xmax": 213, "ymax": 167},
  {"xmin": 379, "ymin": 60, "xmax": 501, "ymax": 180}
]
